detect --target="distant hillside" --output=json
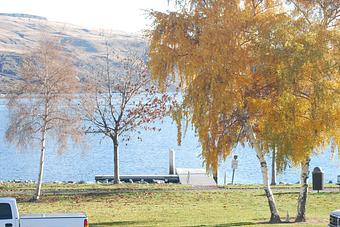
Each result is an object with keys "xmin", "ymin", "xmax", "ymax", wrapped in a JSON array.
[
  {"xmin": 0, "ymin": 14, "xmax": 147, "ymax": 93},
  {"xmin": 0, "ymin": 13, "xmax": 47, "ymax": 20}
]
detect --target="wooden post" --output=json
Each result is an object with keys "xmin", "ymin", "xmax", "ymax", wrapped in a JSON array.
[
  {"xmin": 187, "ymin": 171, "xmax": 191, "ymax": 184},
  {"xmin": 231, "ymin": 169, "xmax": 236, "ymax": 185},
  {"xmin": 224, "ymin": 171, "xmax": 227, "ymax": 185}
]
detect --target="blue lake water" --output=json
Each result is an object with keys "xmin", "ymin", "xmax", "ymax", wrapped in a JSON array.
[{"xmin": 0, "ymin": 99, "xmax": 339, "ymax": 185}]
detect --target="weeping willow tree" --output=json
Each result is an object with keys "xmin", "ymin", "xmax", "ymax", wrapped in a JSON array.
[{"xmin": 148, "ymin": 0, "xmax": 340, "ymax": 223}]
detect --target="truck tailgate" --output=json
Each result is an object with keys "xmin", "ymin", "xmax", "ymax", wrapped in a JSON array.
[{"xmin": 20, "ymin": 213, "xmax": 86, "ymax": 227}]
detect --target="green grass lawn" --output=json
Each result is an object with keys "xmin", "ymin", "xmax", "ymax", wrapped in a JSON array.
[{"xmin": 0, "ymin": 183, "xmax": 339, "ymax": 227}]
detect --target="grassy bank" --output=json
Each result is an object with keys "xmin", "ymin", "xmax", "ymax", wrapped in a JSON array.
[{"xmin": 0, "ymin": 183, "xmax": 339, "ymax": 226}]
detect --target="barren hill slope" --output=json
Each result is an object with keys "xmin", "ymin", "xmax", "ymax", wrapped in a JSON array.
[{"xmin": 0, "ymin": 14, "xmax": 147, "ymax": 93}]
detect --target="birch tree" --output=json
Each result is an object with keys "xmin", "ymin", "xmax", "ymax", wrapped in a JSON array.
[
  {"xmin": 5, "ymin": 36, "xmax": 83, "ymax": 201},
  {"xmin": 148, "ymin": 0, "xmax": 340, "ymax": 223},
  {"xmin": 149, "ymin": 0, "xmax": 285, "ymax": 222},
  {"xmin": 276, "ymin": 0, "xmax": 340, "ymax": 221},
  {"xmin": 81, "ymin": 44, "xmax": 172, "ymax": 184}
]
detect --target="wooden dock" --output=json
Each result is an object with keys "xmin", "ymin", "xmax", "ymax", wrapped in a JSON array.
[
  {"xmin": 95, "ymin": 151, "xmax": 216, "ymax": 186},
  {"xmin": 95, "ymin": 175, "xmax": 179, "ymax": 183},
  {"xmin": 95, "ymin": 168, "xmax": 216, "ymax": 186}
]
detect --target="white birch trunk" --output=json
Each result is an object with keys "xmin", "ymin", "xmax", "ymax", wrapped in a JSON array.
[
  {"xmin": 271, "ymin": 149, "xmax": 277, "ymax": 185},
  {"xmin": 243, "ymin": 121, "xmax": 281, "ymax": 223},
  {"xmin": 33, "ymin": 121, "xmax": 47, "ymax": 201},
  {"xmin": 295, "ymin": 158, "xmax": 310, "ymax": 222},
  {"xmin": 34, "ymin": 90, "xmax": 49, "ymax": 201}
]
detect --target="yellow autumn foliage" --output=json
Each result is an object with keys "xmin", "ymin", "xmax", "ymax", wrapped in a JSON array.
[{"xmin": 148, "ymin": 0, "xmax": 340, "ymax": 171}]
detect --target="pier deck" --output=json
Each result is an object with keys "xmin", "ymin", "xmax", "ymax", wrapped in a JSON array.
[
  {"xmin": 95, "ymin": 168, "xmax": 216, "ymax": 186},
  {"xmin": 95, "ymin": 175, "xmax": 179, "ymax": 183}
]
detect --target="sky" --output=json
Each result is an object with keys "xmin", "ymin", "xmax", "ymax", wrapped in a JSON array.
[{"xmin": 0, "ymin": 0, "xmax": 176, "ymax": 33}]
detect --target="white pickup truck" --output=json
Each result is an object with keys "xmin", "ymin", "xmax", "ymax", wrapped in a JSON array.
[{"xmin": 0, "ymin": 198, "xmax": 88, "ymax": 227}]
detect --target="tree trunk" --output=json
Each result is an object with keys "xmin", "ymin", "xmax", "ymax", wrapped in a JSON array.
[
  {"xmin": 295, "ymin": 158, "xmax": 310, "ymax": 222},
  {"xmin": 113, "ymin": 133, "xmax": 121, "ymax": 184},
  {"xmin": 33, "ymin": 122, "xmax": 47, "ymax": 201},
  {"xmin": 271, "ymin": 149, "xmax": 277, "ymax": 185},
  {"xmin": 213, "ymin": 168, "xmax": 218, "ymax": 184},
  {"xmin": 243, "ymin": 121, "xmax": 281, "ymax": 223}
]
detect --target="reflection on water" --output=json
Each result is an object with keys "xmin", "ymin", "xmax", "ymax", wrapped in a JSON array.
[{"xmin": 0, "ymin": 99, "xmax": 338, "ymax": 184}]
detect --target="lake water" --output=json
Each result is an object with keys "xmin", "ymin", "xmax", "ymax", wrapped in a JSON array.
[{"xmin": 0, "ymin": 99, "xmax": 339, "ymax": 185}]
